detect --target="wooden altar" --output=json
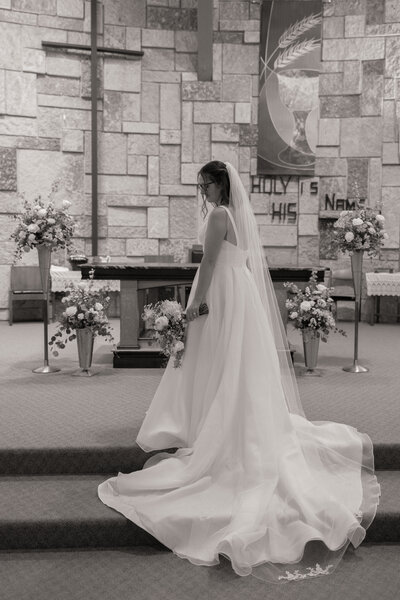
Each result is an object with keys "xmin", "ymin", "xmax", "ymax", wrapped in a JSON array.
[{"xmin": 81, "ymin": 263, "xmax": 326, "ymax": 367}]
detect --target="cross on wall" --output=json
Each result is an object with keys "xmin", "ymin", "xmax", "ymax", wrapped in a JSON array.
[{"xmin": 41, "ymin": 0, "xmax": 213, "ymax": 258}]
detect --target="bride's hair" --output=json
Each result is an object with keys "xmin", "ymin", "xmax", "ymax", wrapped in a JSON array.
[{"xmin": 198, "ymin": 161, "xmax": 230, "ymax": 218}]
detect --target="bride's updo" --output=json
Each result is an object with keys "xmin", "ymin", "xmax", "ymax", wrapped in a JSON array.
[{"xmin": 198, "ymin": 160, "xmax": 231, "ymax": 218}]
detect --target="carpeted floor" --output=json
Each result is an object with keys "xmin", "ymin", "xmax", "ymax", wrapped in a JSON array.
[{"xmin": 0, "ymin": 319, "xmax": 400, "ymax": 600}]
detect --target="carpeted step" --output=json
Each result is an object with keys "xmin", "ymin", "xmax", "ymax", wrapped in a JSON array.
[
  {"xmin": 1, "ymin": 544, "xmax": 400, "ymax": 600},
  {"xmin": 0, "ymin": 442, "xmax": 397, "ymax": 476},
  {"xmin": 0, "ymin": 471, "xmax": 399, "ymax": 551}
]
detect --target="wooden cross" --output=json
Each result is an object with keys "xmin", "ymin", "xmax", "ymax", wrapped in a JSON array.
[{"xmin": 42, "ymin": 0, "xmax": 143, "ymax": 258}]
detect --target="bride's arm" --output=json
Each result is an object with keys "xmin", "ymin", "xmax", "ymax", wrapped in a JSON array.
[{"xmin": 192, "ymin": 207, "xmax": 226, "ymax": 304}]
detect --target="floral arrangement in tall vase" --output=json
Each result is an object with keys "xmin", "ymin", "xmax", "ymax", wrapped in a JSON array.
[
  {"xmin": 11, "ymin": 183, "xmax": 75, "ymax": 374},
  {"xmin": 285, "ymin": 270, "xmax": 346, "ymax": 376},
  {"xmin": 333, "ymin": 191, "xmax": 388, "ymax": 373}
]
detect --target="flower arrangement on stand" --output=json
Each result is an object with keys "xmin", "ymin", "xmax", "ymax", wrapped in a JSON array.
[
  {"xmin": 142, "ymin": 299, "xmax": 209, "ymax": 368},
  {"xmin": 284, "ymin": 270, "xmax": 346, "ymax": 375},
  {"xmin": 333, "ymin": 199, "xmax": 388, "ymax": 373},
  {"xmin": 10, "ymin": 183, "xmax": 76, "ymax": 374},
  {"xmin": 49, "ymin": 269, "xmax": 114, "ymax": 376}
]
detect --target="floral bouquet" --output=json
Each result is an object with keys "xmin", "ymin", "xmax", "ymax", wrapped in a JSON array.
[
  {"xmin": 142, "ymin": 299, "xmax": 209, "ymax": 367},
  {"xmin": 11, "ymin": 183, "xmax": 75, "ymax": 260},
  {"xmin": 49, "ymin": 269, "xmax": 114, "ymax": 356},
  {"xmin": 333, "ymin": 206, "xmax": 388, "ymax": 257},
  {"xmin": 284, "ymin": 270, "xmax": 346, "ymax": 342}
]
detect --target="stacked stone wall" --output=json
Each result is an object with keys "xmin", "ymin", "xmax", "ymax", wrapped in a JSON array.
[{"xmin": 0, "ymin": 0, "xmax": 399, "ymax": 321}]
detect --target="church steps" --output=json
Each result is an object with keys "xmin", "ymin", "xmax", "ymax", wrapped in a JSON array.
[
  {"xmin": 0, "ymin": 471, "xmax": 399, "ymax": 551},
  {"xmin": 0, "ymin": 442, "xmax": 397, "ymax": 475}
]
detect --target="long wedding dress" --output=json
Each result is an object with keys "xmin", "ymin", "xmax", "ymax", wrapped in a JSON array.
[{"xmin": 98, "ymin": 175, "xmax": 380, "ymax": 583}]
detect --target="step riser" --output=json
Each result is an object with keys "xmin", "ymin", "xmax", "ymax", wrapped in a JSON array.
[
  {"xmin": 0, "ymin": 514, "xmax": 398, "ymax": 551},
  {"xmin": 1, "ymin": 444, "xmax": 398, "ymax": 475}
]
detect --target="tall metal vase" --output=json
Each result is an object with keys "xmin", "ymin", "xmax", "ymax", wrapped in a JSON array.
[
  {"xmin": 343, "ymin": 250, "xmax": 368, "ymax": 373},
  {"xmin": 301, "ymin": 329, "xmax": 320, "ymax": 376},
  {"xmin": 32, "ymin": 244, "xmax": 60, "ymax": 374},
  {"xmin": 73, "ymin": 327, "xmax": 97, "ymax": 376}
]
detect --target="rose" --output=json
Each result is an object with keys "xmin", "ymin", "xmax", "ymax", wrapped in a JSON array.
[
  {"xmin": 155, "ymin": 316, "xmax": 169, "ymax": 330},
  {"xmin": 300, "ymin": 301, "xmax": 312, "ymax": 312},
  {"xmin": 316, "ymin": 284, "xmax": 326, "ymax": 291},
  {"xmin": 77, "ymin": 313, "xmax": 85, "ymax": 320},
  {"xmin": 173, "ymin": 341, "xmax": 184, "ymax": 353},
  {"xmin": 18, "ymin": 231, "xmax": 26, "ymax": 239},
  {"xmin": 27, "ymin": 223, "xmax": 39, "ymax": 232},
  {"xmin": 37, "ymin": 208, "xmax": 47, "ymax": 217},
  {"xmin": 94, "ymin": 302, "xmax": 103, "ymax": 311},
  {"xmin": 47, "ymin": 218, "xmax": 56, "ymax": 225},
  {"xmin": 289, "ymin": 311, "xmax": 298, "ymax": 319},
  {"xmin": 352, "ymin": 218, "xmax": 363, "ymax": 226},
  {"xmin": 65, "ymin": 306, "xmax": 78, "ymax": 316},
  {"xmin": 376, "ymin": 214, "xmax": 385, "ymax": 223},
  {"xmin": 345, "ymin": 231, "xmax": 355, "ymax": 242},
  {"xmin": 368, "ymin": 227, "xmax": 376, "ymax": 234},
  {"xmin": 28, "ymin": 234, "xmax": 36, "ymax": 241}
]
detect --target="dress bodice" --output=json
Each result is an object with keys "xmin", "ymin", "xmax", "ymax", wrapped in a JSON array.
[{"xmin": 198, "ymin": 206, "xmax": 248, "ymax": 268}]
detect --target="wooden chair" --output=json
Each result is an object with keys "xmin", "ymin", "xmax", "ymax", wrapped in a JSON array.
[
  {"xmin": 9, "ymin": 266, "xmax": 45, "ymax": 326},
  {"xmin": 328, "ymin": 268, "xmax": 357, "ymax": 322}
]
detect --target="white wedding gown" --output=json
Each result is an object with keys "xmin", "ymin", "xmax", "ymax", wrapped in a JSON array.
[{"xmin": 98, "ymin": 206, "xmax": 380, "ymax": 582}]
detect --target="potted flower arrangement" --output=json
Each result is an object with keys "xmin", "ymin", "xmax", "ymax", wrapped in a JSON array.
[
  {"xmin": 284, "ymin": 270, "xmax": 346, "ymax": 374},
  {"xmin": 49, "ymin": 269, "xmax": 114, "ymax": 376},
  {"xmin": 10, "ymin": 183, "xmax": 76, "ymax": 374},
  {"xmin": 142, "ymin": 299, "xmax": 208, "ymax": 368}
]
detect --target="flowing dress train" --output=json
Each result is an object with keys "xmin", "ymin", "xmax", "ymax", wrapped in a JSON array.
[{"xmin": 98, "ymin": 206, "xmax": 380, "ymax": 582}]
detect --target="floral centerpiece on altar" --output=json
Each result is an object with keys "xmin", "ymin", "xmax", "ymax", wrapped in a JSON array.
[
  {"xmin": 142, "ymin": 300, "xmax": 209, "ymax": 368},
  {"xmin": 333, "ymin": 206, "xmax": 388, "ymax": 257},
  {"xmin": 10, "ymin": 183, "xmax": 75, "ymax": 259},
  {"xmin": 284, "ymin": 270, "xmax": 346, "ymax": 342},
  {"xmin": 49, "ymin": 269, "xmax": 114, "ymax": 357}
]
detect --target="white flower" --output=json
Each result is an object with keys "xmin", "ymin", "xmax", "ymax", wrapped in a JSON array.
[
  {"xmin": 27, "ymin": 223, "xmax": 39, "ymax": 232},
  {"xmin": 368, "ymin": 227, "xmax": 376, "ymax": 234},
  {"xmin": 383, "ymin": 232, "xmax": 389, "ymax": 239},
  {"xmin": 316, "ymin": 284, "xmax": 327, "ymax": 292},
  {"xmin": 376, "ymin": 214, "xmax": 385, "ymax": 222},
  {"xmin": 345, "ymin": 231, "xmax": 355, "ymax": 242},
  {"xmin": 28, "ymin": 233, "xmax": 36, "ymax": 241},
  {"xmin": 77, "ymin": 313, "xmax": 85, "ymax": 320},
  {"xmin": 62, "ymin": 200, "xmax": 71, "ymax": 209},
  {"xmin": 289, "ymin": 311, "xmax": 298, "ymax": 319},
  {"xmin": 300, "ymin": 301, "xmax": 312, "ymax": 312},
  {"xmin": 47, "ymin": 218, "xmax": 56, "ymax": 225},
  {"xmin": 18, "ymin": 231, "xmax": 26, "ymax": 239},
  {"xmin": 37, "ymin": 208, "xmax": 47, "ymax": 217},
  {"xmin": 154, "ymin": 316, "xmax": 169, "ymax": 331},
  {"xmin": 65, "ymin": 306, "xmax": 77, "ymax": 316},
  {"xmin": 33, "ymin": 205, "xmax": 41, "ymax": 211},
  {"xmin": 352, "ymin": 218, "xmax": 363, "ymax": 226},
  {"xmin": 94, "ymin": 302, "xmax": 103, "ymax": 311},
  {"xmin": 317, "ymin": 299, "xmax": 326, "ymax": 308},
  {"xmin": 339, "ymin": 210, "xmax": 348, "ymax": 217},
  {"xmin": 173, "ymin": 341, "xmax": 184, "ymax": 353}
]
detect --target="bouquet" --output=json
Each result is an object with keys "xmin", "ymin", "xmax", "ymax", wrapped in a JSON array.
[
  {"xmin": 284, "ymin": 270, "xmax": 346, "ymax": 342},
  {"xmin": 333, "ymin": 206, "xmax": 388, "ymax": 257},
  {"xmin": 11, "ymin": 182, "xmax": 75, "ymax": 260},
  {"xmin": 142, "ymin": 299, "xmax": 209, "ymax": 367},
  {"xmin": 49, "ymin": 269, "xmax": 114, "ymax": 356}
]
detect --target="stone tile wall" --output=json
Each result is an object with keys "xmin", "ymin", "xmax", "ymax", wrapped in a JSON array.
[{"xmin": 0, "ymin": 0, "xmax": 399, "ymax": 321}]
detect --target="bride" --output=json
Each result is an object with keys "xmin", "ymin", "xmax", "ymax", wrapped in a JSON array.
[{"xmin": 98, "ymin": 161, "xmax": 380, "ymax": 583}]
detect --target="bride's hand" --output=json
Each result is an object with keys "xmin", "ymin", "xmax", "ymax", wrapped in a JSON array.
[{"xmin": 185, "ymin": 300, "xmax": 201, "ymax": 322}]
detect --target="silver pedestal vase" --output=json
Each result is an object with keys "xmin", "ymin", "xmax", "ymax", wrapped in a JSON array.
[
  {"xmin": 343, "ymin": 251, "xmax": 368, "ymax": 373},
  {"xmin": 32, "ymin": 244, "xmax": 60, "ymax": 374},
  {"xmin": 73, "ymin": 327, "xmax": 97, "ymax": 376},
  {"xmin": 301, "ymin": 329, "xmax": 321, "ymax": 376}
]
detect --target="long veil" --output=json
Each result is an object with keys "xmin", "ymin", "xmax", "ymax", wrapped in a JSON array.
[
  {"xmin": 225, "ymin": 162, "xmax": 303, "ymax": 417},
  {"xmin": 221, "ymin": 163, "xmax": 380, "ymax": 583}
]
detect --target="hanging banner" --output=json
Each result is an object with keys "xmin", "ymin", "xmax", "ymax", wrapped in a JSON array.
[{"xmin": 257, "ymin": 0, "xmax": 322, "ymax": 176}]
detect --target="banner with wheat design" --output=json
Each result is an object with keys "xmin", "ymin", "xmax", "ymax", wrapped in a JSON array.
[{"xmin": 257, "ymin": 1, "xmax": 322, "ymax": 176}]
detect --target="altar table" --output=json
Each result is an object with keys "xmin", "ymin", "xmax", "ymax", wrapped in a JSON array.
[
  {"xmin": 365, "ymin": 272, "xmax": 400, "ymax": 325},
  {"xmin": 81, "ymin": 264, "xmax": 326, "ymax": 367}
]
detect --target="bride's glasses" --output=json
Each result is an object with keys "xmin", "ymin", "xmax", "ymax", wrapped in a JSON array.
[{"xmin": 198, "ymin": 181, "xmax": 214, "ymax": 195}]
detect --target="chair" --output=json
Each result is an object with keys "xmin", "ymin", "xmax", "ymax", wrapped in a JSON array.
[
  {"xmin": 328, "ymin": 268, "xmax": 357, "ymax": 322},
  {"xmin": 9, "ymin": 266, "xmax": 46, "ymax": 326}
]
